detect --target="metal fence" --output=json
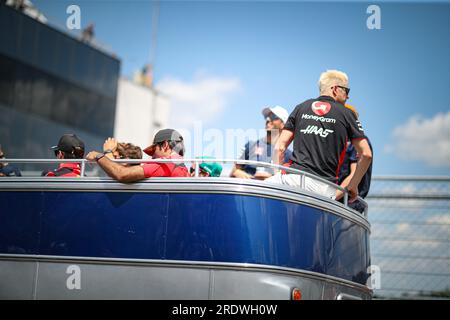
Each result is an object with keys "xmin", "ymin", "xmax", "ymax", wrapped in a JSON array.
[{"xmin": 367, "ymin": 177, "xmax": 450, "ymax": 299}]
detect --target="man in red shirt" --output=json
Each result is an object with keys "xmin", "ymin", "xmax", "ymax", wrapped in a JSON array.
[
  {"xmin": 85, "ymin": 129, "xmax": 189, "ymax": 182},
  {"xmin": 43, "ymin": 134, "xmax": 85, "ymax": 177}
]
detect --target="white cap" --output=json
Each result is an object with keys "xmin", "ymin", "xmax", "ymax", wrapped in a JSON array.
[{"xmin": 262, "ymin": 105, "xmax": 289, "ymax": 124}]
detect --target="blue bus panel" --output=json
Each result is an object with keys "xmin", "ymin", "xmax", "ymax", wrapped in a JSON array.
[{"xmin": 0, "ymin": 191, "xmax": 370, "ymax": 284}]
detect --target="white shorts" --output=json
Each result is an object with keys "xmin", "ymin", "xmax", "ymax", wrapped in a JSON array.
[{"xmin": 266, "ymin": 173, "xmax": 336, "ymax": 199}]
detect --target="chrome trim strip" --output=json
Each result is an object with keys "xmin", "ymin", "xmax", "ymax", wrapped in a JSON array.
[
  {"xmin": 1, "ymin": 156, "xmax": 379, "ymax": 209},
  {"xmin": 336, "ymin": 293, "xmax": 363, "ymax": 300},
  {"xmin": 0, "ymin": 253, "xmax": 372, "ymax": 294},
  {"xmin": 0, "ymin": 177, "xmax": 370, "ymax": 230}
]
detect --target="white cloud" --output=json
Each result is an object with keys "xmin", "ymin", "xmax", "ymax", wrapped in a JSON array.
[
  {"xmin": 427, "ymin": 215, "xmax": 450, "ymax": 225},
  {"xmin": 395, "ymin": 223, "xmax": 411, "ymax": 233},
  {"xmin": 156, "ymin": 72, "xmax": 241, "ymax": 130},
  {"xmin": 386, "ymin": 111, "xmax": 450, "ymax": 167}
]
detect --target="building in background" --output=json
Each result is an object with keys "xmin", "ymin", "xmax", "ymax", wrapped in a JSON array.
[
  {"xmin": 114, "ymin": 77, "xmax": 170, "ymax": 150},
  {"xmin": 0, "ymin": 3, "xmax": 119, "ymax": 170},
  {"xmin": 0, "ymin": 3, "xmax": 170, "ymax": 170},
  {"xmin": 5, "ymin": 0, "xmax": 48, "ymax": 23}
]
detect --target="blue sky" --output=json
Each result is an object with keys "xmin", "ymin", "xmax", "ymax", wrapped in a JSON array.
[{"xmin": 34, "ymin": 0, "xmax": 450, "ymax": 176}]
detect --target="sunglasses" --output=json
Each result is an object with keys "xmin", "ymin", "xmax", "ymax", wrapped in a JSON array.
[
  {"xmin": 266, "ymin": 113, "xmax": 280, "ymax": 122},
  {"xmin": 336, "ymin": 85, "xmax": 350, "ymax": 95},
  {"xmin": 54, "ymin": 149, "xmax": 71, "ymax": 157}
]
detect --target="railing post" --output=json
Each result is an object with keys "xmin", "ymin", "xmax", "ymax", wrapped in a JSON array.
[
  {"xmin": 80, "ymin": 159, "xmax": 86, "ymax": 177},
  {"xmin": 194, "ymin": 159, "xmax": 199, "ymax": 177},
  {"xmin": 300, "ymin": 174, "xmax": 305, "ymax": 188}
]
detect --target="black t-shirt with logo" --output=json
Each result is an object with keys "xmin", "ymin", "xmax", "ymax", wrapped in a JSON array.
[{"xmin": 284, "ymin": 95, "xmax": 366, "ymax": 183}]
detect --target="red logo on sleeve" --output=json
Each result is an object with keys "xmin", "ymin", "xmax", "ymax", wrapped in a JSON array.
[{"xmin": 311, "ymin": 101, "xmax": 331, "ymax": 116}]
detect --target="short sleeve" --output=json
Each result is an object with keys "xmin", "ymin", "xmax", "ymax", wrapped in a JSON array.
[
  {"xmin": 345, "ymin": 109, "xmax": 366, "ymax": 140},
  {"xmin": 284, "ymin": 105, "xmax": 300, "ymax": 132}
]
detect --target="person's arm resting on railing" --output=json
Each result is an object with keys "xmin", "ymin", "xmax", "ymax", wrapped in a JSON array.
[
  {"xmin": 346, "ymin": 138, "xmax": 372, "ymax": 202},
  {"xmin": 86, "ymin": 151, "xmax": 145, "ymax": 183},
  {"xmin": 336, "ymin": 162, "xmax": 357, "ymax": 201},
  {"xmin": 273, "ymin": 129, "xmax": 294, "ymax": 168},
  {"xmin": 230, "ymin": 165, "xmax": 253, "ymax": 179}
]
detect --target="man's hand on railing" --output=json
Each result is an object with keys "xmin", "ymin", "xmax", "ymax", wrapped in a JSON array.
[
  {"xmin": 253, "ymin": 171, "xmax": 272, "ymax": 180},
  {"xmin": 347, "ymin": 186, "xmax": 359, "ymax": 203},
  {"xmin": 232, "ymin": 169, "xmax": 253, "ymax": 179},
  {"xmin": 335, "ymin": 188, "xmax": 345, "ymax": 201}
]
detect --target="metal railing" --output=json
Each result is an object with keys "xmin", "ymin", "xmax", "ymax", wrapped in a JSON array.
[
  {"xmin": 1, "ymin": 158, "xmax": 369, "ymax": 215},
  {"xmin": 366, "ymin": 177, "xmax": 450, "ymax": 299}
]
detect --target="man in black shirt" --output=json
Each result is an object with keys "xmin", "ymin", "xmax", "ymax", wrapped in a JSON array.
[{"xmin": 267, "ymin": 70, "xmax": 372, "ymax": 202}]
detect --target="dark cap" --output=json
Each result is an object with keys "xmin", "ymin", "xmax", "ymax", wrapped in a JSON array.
[
  {"xmin": 51, "ymin": 134, "xmax": 85, "ymax": 154},
  {"xmin": 144, "ymin": 129, "xmax": 183, "ymax": 156},
  {"xmin": 152, "ymin": 129, "xmax": 183, "ymax": 144}
]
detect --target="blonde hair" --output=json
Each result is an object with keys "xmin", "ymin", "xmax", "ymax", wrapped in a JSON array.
[{"xmin": 318, "ymin": 70, "xmax": 349, "ymax": 94}]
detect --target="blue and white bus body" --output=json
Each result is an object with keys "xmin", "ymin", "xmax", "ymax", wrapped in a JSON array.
[{"xmin": 0, "ymin": 160, "xmax": 371, "ymax": 300}]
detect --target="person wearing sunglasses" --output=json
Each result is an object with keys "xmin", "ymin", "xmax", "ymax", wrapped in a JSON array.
[
  {"xmin": 86, "ymin": 129, "xmax": 189, "ymax": 182},
  {"xmin": 230, "ymin": 105, "xmax": 292, "ymax": 180},
  {"xmin": 268, "ymin": 70, "xmax": 372, "ymax": 203},
  {"xmin": 42, "ymin": 134, "xmax": 85, "ymax": 177}
]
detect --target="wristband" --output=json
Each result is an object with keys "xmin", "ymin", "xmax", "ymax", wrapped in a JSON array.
[
  {"xmin": 103, "ymin": 149, "xmax": 113, "ymax": 154},
  {"xmin": 95, "ymin": 153, "xmax": 106, "ymax": 162}
]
